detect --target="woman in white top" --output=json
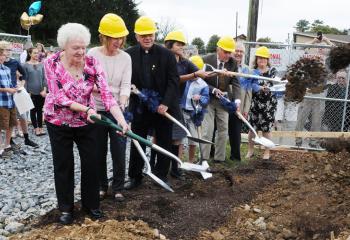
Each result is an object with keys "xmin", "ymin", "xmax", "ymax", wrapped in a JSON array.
[{"xmin": 87, "ymin": 13, "xmax": 131, "ymax": 202}]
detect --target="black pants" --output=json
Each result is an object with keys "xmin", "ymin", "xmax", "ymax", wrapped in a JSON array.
[
  {"xmin": 95, "ymin": 111, "xmax": 126, "ymax": 193},
  {"xmin": 228, "ymin": 113, "xmax": 242, "ymax": 161},
  {"xmin": 129, "ymin": 110, "xmax": 172, "ymax": 180},
  {"xmin": 30, "ymin": 94, "xmax": 45, "ymax": 128},
  {"xmin": 46, "ymin": 121, "xmax": 99, "ymax": 212}
]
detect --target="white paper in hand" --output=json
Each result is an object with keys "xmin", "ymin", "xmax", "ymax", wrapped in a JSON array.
[{"xmin": 13, "ymin": 87, "xmax": 34, "ymax": 114}]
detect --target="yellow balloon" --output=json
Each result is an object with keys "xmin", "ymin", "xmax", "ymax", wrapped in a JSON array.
[
  {"xmin": 20, "ymin": 12, "xmax": 44, "ymax": 30},
  {"xmin": 30, "ymin": 14, "xmax": 43, "ymax": 25}
]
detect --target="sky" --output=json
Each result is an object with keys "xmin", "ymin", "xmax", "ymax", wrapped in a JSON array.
[{"xmin": 137, "ymin": 0, "xmax": 349, "ymax": 44}]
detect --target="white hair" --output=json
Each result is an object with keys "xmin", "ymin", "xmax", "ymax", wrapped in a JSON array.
[
  {"xmin": 57, "ymin": 23, "xmax": 91, "ymax": 49},
  {"xmin": 235, "ymin": 42, "xmax": 246, "ymax": 52}
]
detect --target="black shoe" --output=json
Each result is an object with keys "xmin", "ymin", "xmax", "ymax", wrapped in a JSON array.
[
  {"xmin": 213, "ymin": 159, "xmax": 225, "ymax": 163},
  {"xmin": 25, "ymin": 139, "xmax": 39, "ymax": 148},
  {"xmin": 59, "ymin": 212, "xmax": 73, "ymax": 225},
  {"xmin": 124, "ymin": 178, "xmax": 142, "ymax": 190},
  {"xmin": 170, "ymin": 169, "xmax": 185, "ymax": 180},
  {"xmin": 82, "ymin": 207, "xmax": 104, "ymax": 220}
]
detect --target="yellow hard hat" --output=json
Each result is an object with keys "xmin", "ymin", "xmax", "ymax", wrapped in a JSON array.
[
  {"xmin": 98, "ymin": 13, "xmax": 129, "ymax": 38},
  {"xmin": 217, "ymin": 36, "xmax": 236, "ymax": 52},
  {"xmin": 164, "ymin": 30, "xmax": 186, "ymax": 44},
  {"xmin": 134, "ymin": 16, "xmax": 157, "ymax": 35},
  {"xmin": 189, "ymin": 55, "xmax": 204, "ymax": 70},
  {"xmin": 255, "ymin": 46, "xmax": 270, "ymax": 58}
]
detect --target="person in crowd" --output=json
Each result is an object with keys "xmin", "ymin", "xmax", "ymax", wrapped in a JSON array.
[
  {"xmin": 0, "ymin": 41, "xmax": 38, "ymax": 148},
  {"xmin": 0, "ymin": 47, "xmax": 18, "ymax": 158},
  {"xmin": 181, "ymin": 55, "xmax": 209, "ymax": 162},
  {"xmin": 87, "ymin": 13, "xmax": 131, "ymax": 202},
  {"xmin": 164, "ymin": 30, "xmax": 208, "ymax": 178},
  {"xmin": 325, "ymin": 71, "xmax": 349, "ymax": 131},
  {"xmin": 36, "ymin": 42, "xmax": 47, "ymax": 62},
  {"xmin": 228, "ymin": 42, "xmax": 256, "ymax": 161},
  {"xmin": 246, "ymin": 46, "xmax": 277, "ymax": 160},
  {"xmin": 20, "ymin": 40, "xmax": 33, "ymax": 64},
  {"xmin": 201, "ymin": 36, "xmax": 240, "ymax": 163},
  {"xmin": 44, "ymin": 23, "xmax": 129, "ymax": 225},
  {"xmin": 125, "ymin": 16, "xmax": 180, "ymax": 189},
  {"xmin": 22, "ymin": 47, "xmax": 47, "ymax": 136}
]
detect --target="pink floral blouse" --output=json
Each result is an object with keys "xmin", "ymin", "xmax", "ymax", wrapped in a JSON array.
[{"xmin": 43, "ymin": 52, "xmax": 117, "ymax": 127}]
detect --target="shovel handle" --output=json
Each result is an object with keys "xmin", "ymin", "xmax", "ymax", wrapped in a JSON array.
[
  {"xmin": 163, "ymin": 112, "xmax": 191, "ymax": 136},
  {"xmin": 91, "ymin": 115, "xmax": 152, "ymax": 146},
  {"xmin": 236, "ymin": 112, "xmax": 259, "ymax": 137}
]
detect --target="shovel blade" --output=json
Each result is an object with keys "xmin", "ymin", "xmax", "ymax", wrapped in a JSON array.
[
  {"xmin": 187, "ymin": 136, "xmax": 214, "ymax": 145},
  {"xmin": 253, "ymin": 137, "xmax": 276, "ymax": 148},
  {"xmin": 181, "ymin": 162, "xmax": 209, "ymax": 173},
  {"xmin": 146, "ymin": 172, "xmax": 174, "ymax": 192},
  {"xmin": 200, "ymin": 161, "xmax": 213, "ymax": 179}
]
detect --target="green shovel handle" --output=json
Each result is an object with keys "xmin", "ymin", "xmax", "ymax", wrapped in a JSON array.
[{"xmin": 90, "ymin": 115, "xmax": 152, "ymax": 146}]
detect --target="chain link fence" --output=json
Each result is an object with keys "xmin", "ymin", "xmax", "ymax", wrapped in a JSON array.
[
  {"xmin": 243, "ymin": 41, "xmax": 350, "ymax": 149},
  {"xmin": 0, "ymin": 33, "xmax": 31, "ymax": 60}
]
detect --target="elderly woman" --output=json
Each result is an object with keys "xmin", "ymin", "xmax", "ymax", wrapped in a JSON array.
[
  {"xmin": 246, "ymin": 46, "xmax": 277, "ymax": 160},
  {"xmin": 44, "ymin": 23, "xmax": 128, "ymax": 225},
  {"xmin": 87, "ymin": 13, "xmax": 131, "ymax": 202}
]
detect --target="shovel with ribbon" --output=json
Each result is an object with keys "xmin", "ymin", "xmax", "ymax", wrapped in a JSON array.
[
  {"xmin": 191, "ymin": 99, "xmax": 213, "ymax": 179},
  {"xmin": 205, "ymin": 63, "xmax": 287, "ymax": 84},
  {"xmin": 218, "ymin": 95, "xmax": 276, "ymax": 148},
  {"xmin": 91, "ymin": 115, "xmax": 211, "ymax": 174},
  {"xmin": 130, "ymin": 84, "xmax": 214, "ymax": 145}
]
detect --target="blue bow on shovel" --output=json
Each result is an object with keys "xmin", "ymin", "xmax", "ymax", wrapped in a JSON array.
[{"xmin": 219, "ymin": 95, "xmax": 237, "ymax": 114}]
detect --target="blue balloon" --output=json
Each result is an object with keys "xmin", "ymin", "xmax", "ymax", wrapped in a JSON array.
[{"xmin": 28, "ymin": 1, "xmax": 42, "ymax": 16}]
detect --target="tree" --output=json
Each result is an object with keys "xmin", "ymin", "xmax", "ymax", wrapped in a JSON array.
[
  {"xmin": 295, "ymin": 19, "xmax": 310, "ymax": 32},
  {"xmin": 310, "ymin": 20, "xmax": 343, "ymax": 34},
  {"xmin": 257, "ymin": 37, "xmax": 272, "ymax": 43},
  {"xmin": 0, "ymin": 0, "xmax": 140, "ymax": 45},
  {"xmin": 191, "ymin": 37, "xmax": 205, "ymax": 54},
  {"xmin": 155, "ymin": 17, "xmax": 178, "ymax": 43},
  {"xmin": 206, "ymin": 34, "xmax": 220, "ymax": 53}
]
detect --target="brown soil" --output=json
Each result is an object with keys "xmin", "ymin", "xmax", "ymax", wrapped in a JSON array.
[{"xmin": 10, "ymin": 150, "xmax": 350, "ymax": 240}]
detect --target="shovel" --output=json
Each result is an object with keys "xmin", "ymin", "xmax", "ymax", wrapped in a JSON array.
[
  {"xmin": 192, "ymin": 99, "xmax": 213, "ymax": 180},
  {"xmin": 130, "ymin": 84, "xmax": 214, "ymax": 145},
  {"xmin": 205, "ymin": 63, "xmax": 287, "ymax": 84},
  {"xmin": 91, "ymin": 115, "xmax": 210, "ymax": 174},
  {"xmin": 236, "ymin": 112, "xmax": 276, "ymax": 148},
  {"xmin": 131, "ymin": 139, "xmax": 174, "ymax": 192}
]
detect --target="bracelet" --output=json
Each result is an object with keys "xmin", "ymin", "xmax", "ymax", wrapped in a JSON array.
[{"xmin": 85, "ymin": 107, "xmax": 91, "ymax": 113}]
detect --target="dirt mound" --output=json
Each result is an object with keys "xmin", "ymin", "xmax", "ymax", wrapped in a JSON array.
[
  {"xmin": 10, "ymin": 218, "xmax": 164, "ymax": 240},
  {"xmin": 9, "ymin": 150, "xmax": 350, "ymax": 240},
  {"xmin": 320, "ymin": 137, "xmax": 350, "ymax": 153},
  {"xmin": 197, "ymin": 151, "xmax": 350, "ymax": 240}
]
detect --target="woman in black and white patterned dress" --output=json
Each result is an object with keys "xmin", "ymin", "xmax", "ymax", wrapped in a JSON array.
[{"xmin": 246, "ymin": 46, "xmax": 277, "ymax": 160}]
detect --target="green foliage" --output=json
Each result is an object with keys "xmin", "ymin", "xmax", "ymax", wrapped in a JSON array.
[
  {"xmin": 257, "ymin": 37, "xmax": 272, "ymax": 43},
  {"xmin": 0, "ymin": 0, "xmax": 140, "ymax": 46},
  {"xmin": 206, "ymin": 34, "xmax": 220, "ymax": 53},
  {"xmin": 295, "ymin": 19, "xmax": 310, "ymax": 32},
  {"xmin": 191, "ymin": 37, "xmax": 205, "ymax": 54},
  {"xmin": 294, "ymin": 19, "xmax": 346, "ymax": 35}
]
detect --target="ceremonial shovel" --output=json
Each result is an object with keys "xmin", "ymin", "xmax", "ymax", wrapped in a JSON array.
[
  {"xmin": 236, "ymin": 112, "xmax": 276, "ymax": 148},
  {"xmin": 130, "ymin": 85, "xmax": 214, "ymax": 145},
  {"xmin": 91, "ymin": 115, "xmax": 211, "ymax": 174}
]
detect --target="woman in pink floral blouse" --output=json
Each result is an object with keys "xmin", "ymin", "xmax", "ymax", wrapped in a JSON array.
[{"xmin": 44, "ymin": 23, "xmax": 129, "ymax": 225}]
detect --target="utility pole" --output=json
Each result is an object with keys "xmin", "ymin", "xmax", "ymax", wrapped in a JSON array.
[
  {"xmin": 247, "ymin": 0, "xmax": 259, "ymax": 42},
  {"xmin": 235, "ymin": 11, "xmax": 238, "ymax": 40}
]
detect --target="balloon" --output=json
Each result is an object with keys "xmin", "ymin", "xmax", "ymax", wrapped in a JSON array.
[
  {"xmin": 28, "ymin": 1, "xmax": 42, "ymax": 16},
  {"xmin": 20, "ymin": 12, "xmax": 44, "ymax": 31},
  {"xmin": 20, "ymin": 12, "xmax": 31, "ymax": 30}
]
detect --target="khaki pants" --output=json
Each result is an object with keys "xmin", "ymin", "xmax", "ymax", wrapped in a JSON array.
[{"xmin": 201, "ymin": 98, "xmax": 228, "ymax": 161}]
